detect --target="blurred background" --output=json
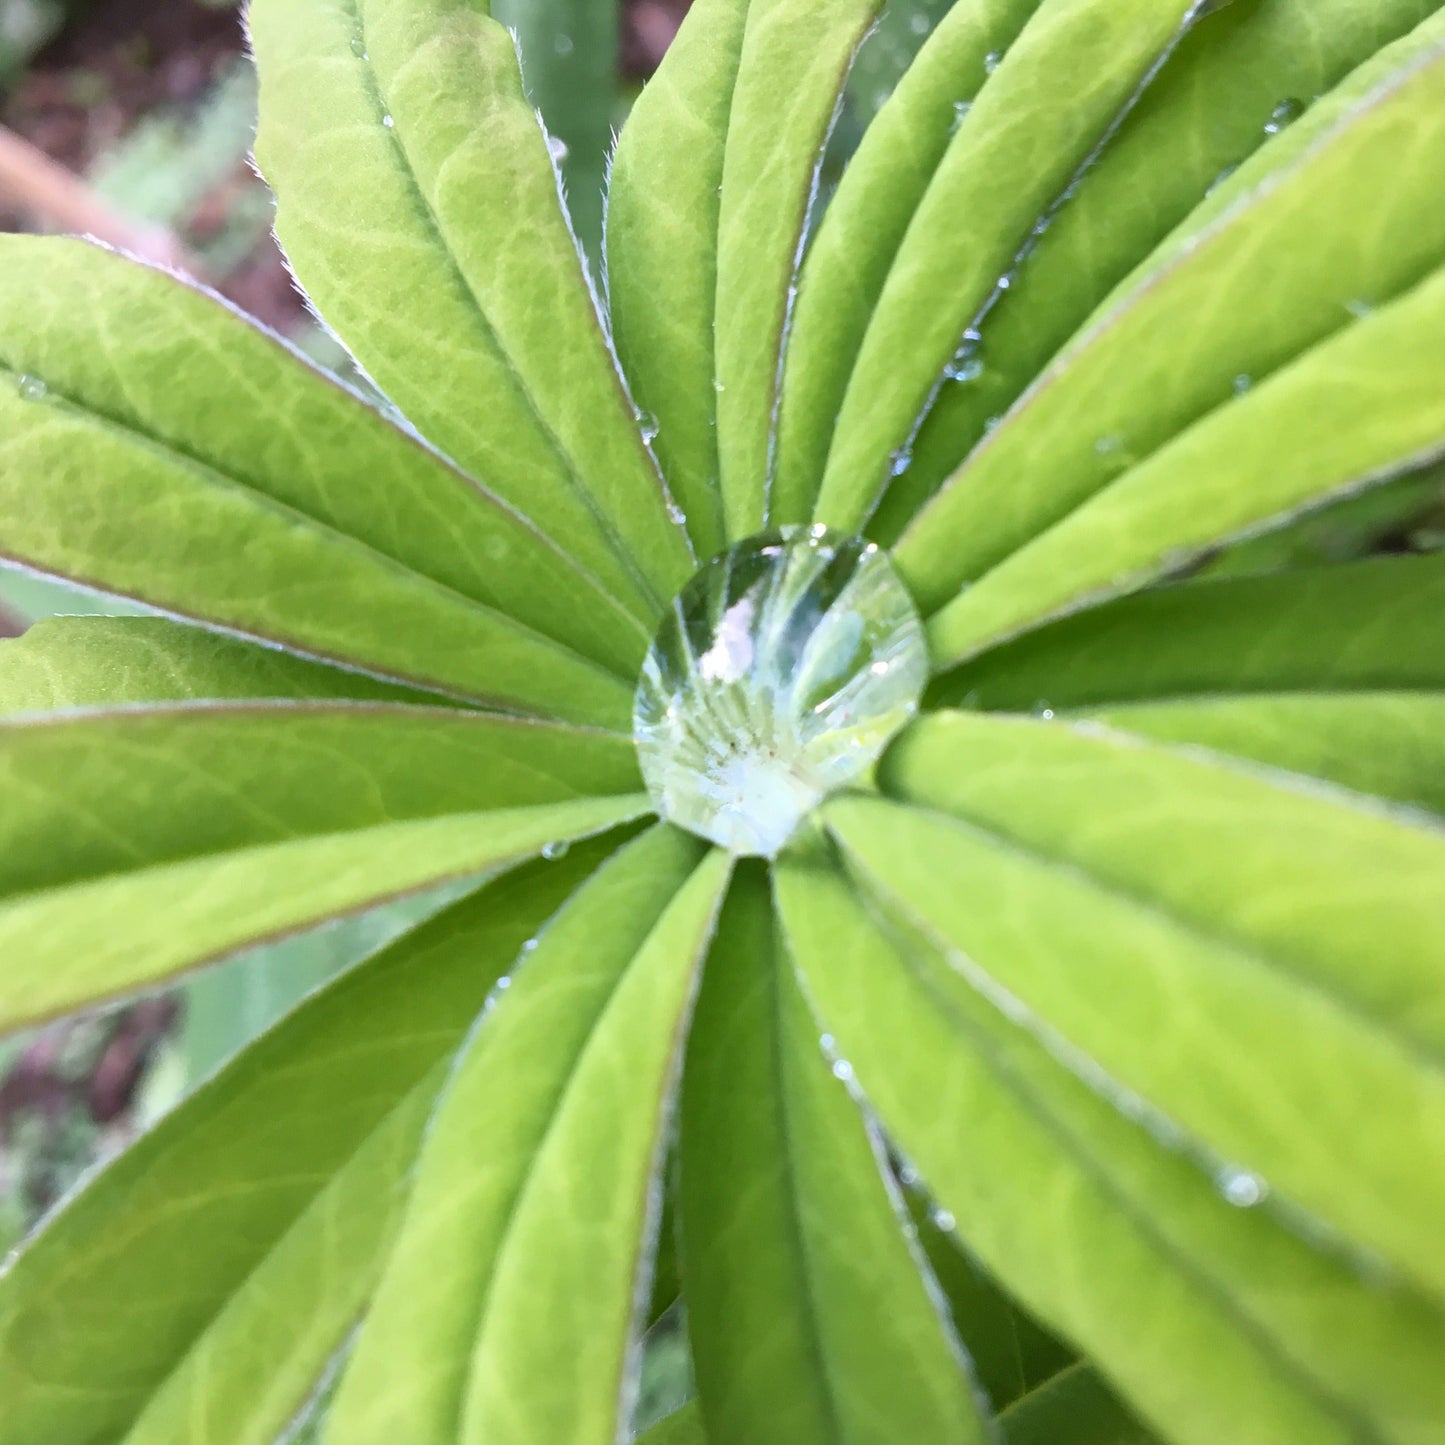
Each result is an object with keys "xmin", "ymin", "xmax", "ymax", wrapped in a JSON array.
[{"xmin": 1, "ymin": 3, "xmax": 1441, "ymax": 1421}]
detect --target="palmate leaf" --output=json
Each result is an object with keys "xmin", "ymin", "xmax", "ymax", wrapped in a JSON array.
[{"xmin": 1, "ymin": 0, "xmax": 1443, "ymax": 1443}]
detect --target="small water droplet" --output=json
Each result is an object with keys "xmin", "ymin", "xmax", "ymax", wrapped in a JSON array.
[
  {"xmin": 996, "ymin": 274, "xmax": 1012, "ymax": 292},
  {"xmin": 636, "ymin": 410, "xmax": 660, "ymax": 443},
  {"xmin": 1207, "ymin": 162, "xmax": 1239, "ymax": 195},
  {"xmin": 951, "ymin": 99, "xmax": 973, "ymax": 133},
  {"xmin": 820, "ymin": 1033, "xmax": 835, "ymax": 1052},
  {"xmin": 547, "ymin": 134, "xmax": 569, "ymax": 163},
  {"xmin": 930, "ymin": 1206, "xmax": 957, "ymax": 1232},
  {"xmin": 1345, "ymin": 298, "xmax": 1374, "ymax": 320},
  {"xmin": 983, "ymin": 50, "xmax": 1003, "ymax": 74},
  {"xmin": 381, "ymin": 113, "xmax": 395, "ymax": 129},
  {"xmin": 1263, "ymin": 97, "xmax": 1304, "ymax": 136},
  {"xmin": 1218, "ymin": 1167, "xmax": 1268, "ymax": 1208},
  {"xmin": 667, "ymin": 502, "xmax": 687, "ymax": 527},
  {"xmin": 983, "ymin": 415, "xmax": 1003, "ymax": 434},
  {"xmin": 831, "ymin": 1058, "xmax": 855, "ymax": 1082},
  {"xmin": 541, "ymin": 840, "xmax": 570, "ymax": 861},
  {"xmin": 1032, "ymin": 699, "xmax": 1054, "ymax": 720},
  {"xmin": 1094, "ymin": 434, "xmax": 1122, "ymax": 456},
  {"xmin": 1233, "ymin": 373, "xmax": 1253, "ymax": 396},
  {"xmin": 496, "ymin": 975, "xmax": 512, "ymax": 991},
  {"xmin": 713, "ymin": 377, "xmax": 727, "ymax": 394},
  {"xmin": 349, "ymin": 36, "xmax": 369, "ymax": 58},
  {"xmin": 946, "ymin": 353, "xmax": 985, "ymax": 384},
  {"xmin": 554, "ymin": 33, "xmax": 574, "ymax": 56},
  {"xmin": 16, "ymin": 374, "xmax": 47, "ymax": 401},
  {"xmin": 521, "ymin": 937, "xmax": 540, "ymax": 955},
  {"xmin": 889, "ymin": 446, "xmax": 913, "ymax": 478}
]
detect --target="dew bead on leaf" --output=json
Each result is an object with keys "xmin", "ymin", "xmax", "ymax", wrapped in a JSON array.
[{"xmin": 634, "ymin": 527, "xmax": 928, "ymax": 858}]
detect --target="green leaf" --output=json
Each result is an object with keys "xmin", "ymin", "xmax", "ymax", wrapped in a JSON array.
[
  {"xmin": 1096, "ymin": 694, "xmax": 1445, "ymax": 817},
  {"xmin": 635, "ymin": 1402, "xmax": 706, "ymax": 1445},
  {"xmin": 0, "ymin": 843, "xmax": 612, "ymax": 1445},
  {"xmin": 0, "ymin": 703, "xmax": 638, "ymax": 898},
  {"xmin": 0, "ymin": 237, "xmax": 648, "ymax": 711},
  {"xmin": 883, "ymin": 0, "xmax": 1442, "ymax": 536},
  {"xmin": 0, "ymin": 616, "xmax": 437, "ymax": 714},
  {"xmin": 680, "ymin": 862, "xmax": 989, "ymax": 1445},
  {"xmin": 774, "ymin": 852, "xmax": 1445, "ymax": 1445},
  {"xmin": 927, "ymin": 261, "xmax": 1445, "ymax": 665},
  {"xmin": 607, "ymin": 0, "xmax": 748, "ymax": 562},
  {"xmin": 905, "ymin": 1187, "xmax": 1075, "ymax": 1412},
  {"xmin": 324, "ymin": 829, "xmax": 728, "ymax": 1445},
  {"xmin": 865, "ymin": 711, "xmax": 1445, "ymax": 1301},
  {"xmin": 713, "ymin": 0, "xmax": 882, "ymax": 539},
  {"xmin": 248, "ymin": 0, "xmax": 691, "ymax": 613},
  {"xmin": 931, "ymin": 555, "xmax": 1445, "ymax": 711},
  {"xmin": 492, "ymin": 0, "xmax": 618, "ymax": 265},
  {"xmin": 1000, "ymin": 1365, "xmax": 1159, "ymax": 1445},
  {"xmin": 0, "ymin": 792, "xmax": 645, "ymax": 1035},
  {"xmin": 813, "ymin": 0, "xmax": 1205, "ymax": 535},
  {"xmin": 770, "ymin": 0, "xmax": 1044, "ymax": 527},
  {"xmin": 898, "ymin": 15, "xmax": 1445, "ymax": 618}
]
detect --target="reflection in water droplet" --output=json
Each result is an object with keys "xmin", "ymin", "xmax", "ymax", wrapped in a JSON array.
[
  {"xmin": 1218, "ymin": 1167, "xmax": 1268, "ymax": 1208},
  {"xmin": 16, "ymin": 374, "xmax": 47, "ymax": 401},
  {"xmin": 1264, "ymin": 97, "xmax": 1304, "ymax": 135},
  {"xmin": 634, "ymin": 527, "xmax": 928, "ymax": 857}
]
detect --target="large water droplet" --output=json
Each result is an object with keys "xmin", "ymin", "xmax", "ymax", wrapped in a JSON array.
[{"xmin": 634, "ymin": 527, "xmax": 929, "ymax": 857}]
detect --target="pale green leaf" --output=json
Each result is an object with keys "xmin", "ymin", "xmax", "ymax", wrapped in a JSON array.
[
  {"xmin": 899, "ymin": 15, "xmax": 1445, "ymax": 616},
  {"xmin": 1095, "ymin": 694, "xmax": 1445, "ymax": 816},
  {"xmin": 774, "ymin": 854, "xmax": 1445, "ymax": 1445},
  {"xmin": 1000, "ymin": 1364, "xmax": 1158, "ymax": 1445},
  {"xmin": 884, "ymin": 0, "xmax": 1442, "ymax": 535},
  {"xmin": 0, "ymin": 793, "xmax": 645, "ymax": 1034},
  {"xmin": 635, "ymin": 1402, "xmax": 706, "ymax": 1445},
  {"xmin": 324, "ymin": 829, "xmax": 729, "ymax": 1445},
  {"xmin": 0, "ymin": 616, "xmax": 436, "ymax": 714},
  {"xmin": 0, "ymin": 236, "xmax": 650, "ymax": 680},
  {"xmin": 927, "ymin": 261, "xmax": 1445, "ymax": 665},
  {"xmin": 680, "ymin": 863, "xmax": 989, "ymax": 1445},
  {"xmin": 607, "ymin": 0, "xmax": 748, "ymax": 562},
  {"xmin": 866, "ymin": 711, "xmax": 1445, "ymax": 1300},
  {"xmin": 0, "ymin": 703, "xmax": 638, "ymax": 899},
  {"xmin": 249, "ymin": 0, "xmax": 691, "ymax": 613},
  {"xmin": 770, "ymin": 0, "xmax": 1043, "ymax": 527},
  {"xmin": 0, "ymin": 844, "xmax": 612, "ymax": 1445},
  {"xmin": 714, "ymin": 0, "xmax": 882, "ymax": 539},
  {"xmin": 814, "ymin": 0, "xmax": 1204, "ymax": 534},
  {"xmin": 932, "ymin": 555, "xmax": 1445, "ymax": 711}
]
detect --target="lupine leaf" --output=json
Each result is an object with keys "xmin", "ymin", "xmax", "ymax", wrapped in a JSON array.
[
  {"xmin": 324, "ymin": 829, "xmax": 728, "ymax": 1445},
  {"xmin": 249, "ymin": 0, "xmax": 691, "ymax": 614},
  {"xmin": 0, "ymin": 236, "xmax": 651, "ymax": 679},
  {"xmin": 770, "ymin": 0, "xmax": 1043, "ymax": 526},
  {"xmin": 680, "ymin": 863, "xmax": 989, "ymax": 1445},
  {"xmin": 884, "ymin": 0, "xmax": 1442, "ymax": 534},
  {"xmin": 868, "ymin": 711, "xmax": 1445, "ymax": 1301},
  {"xmin": 1095, "ymin": 694, "xmax": 1445, "ymax": 816},
  {"xmin": 607, "ymin": 0, "xmax": 748, "ymax": 563},
  {"xmin": 927, "ymin": 261, "xmax": 1445, "ymax": 664},
  {"xmin": 931, "ymin": 555, "xmax": 1445, "ymax": 711},
  {"xmin": 492, "ymin": 0, "xmax": 617, "ymax": 264},
  {"xmin": 1000, "ymin": 1365, "xmax": 1159, "ymax": 1445},
  {"xmin": 0, "ymin": 794, "xmax": 646, "ymax": 1034},
  {"xmin": 814, "ymin": 0, "xmax": 1206, "ymax": 535},
  {"xmin": 775, "ymin": 854, "xmax": 1445, "ymax": 1445},
  {"xmin": 899, "ymin": 14, "xmax": 1445, "ymax": 616},
  {"xmin": 714, "ymin": 0, "xmax": 882, "ymax": 539},
  {"xmin": 0, "ymin": 844, "xmax": 612, "ymax": 1445},
  {"xmin": 0, "ymin": 617, "xmax": 436, "ymax": 714}
]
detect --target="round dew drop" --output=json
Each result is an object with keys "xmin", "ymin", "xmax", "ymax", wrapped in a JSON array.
[{"xmin": 633, "ymin": 527, "xmax": 929, "ymax": 858}]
